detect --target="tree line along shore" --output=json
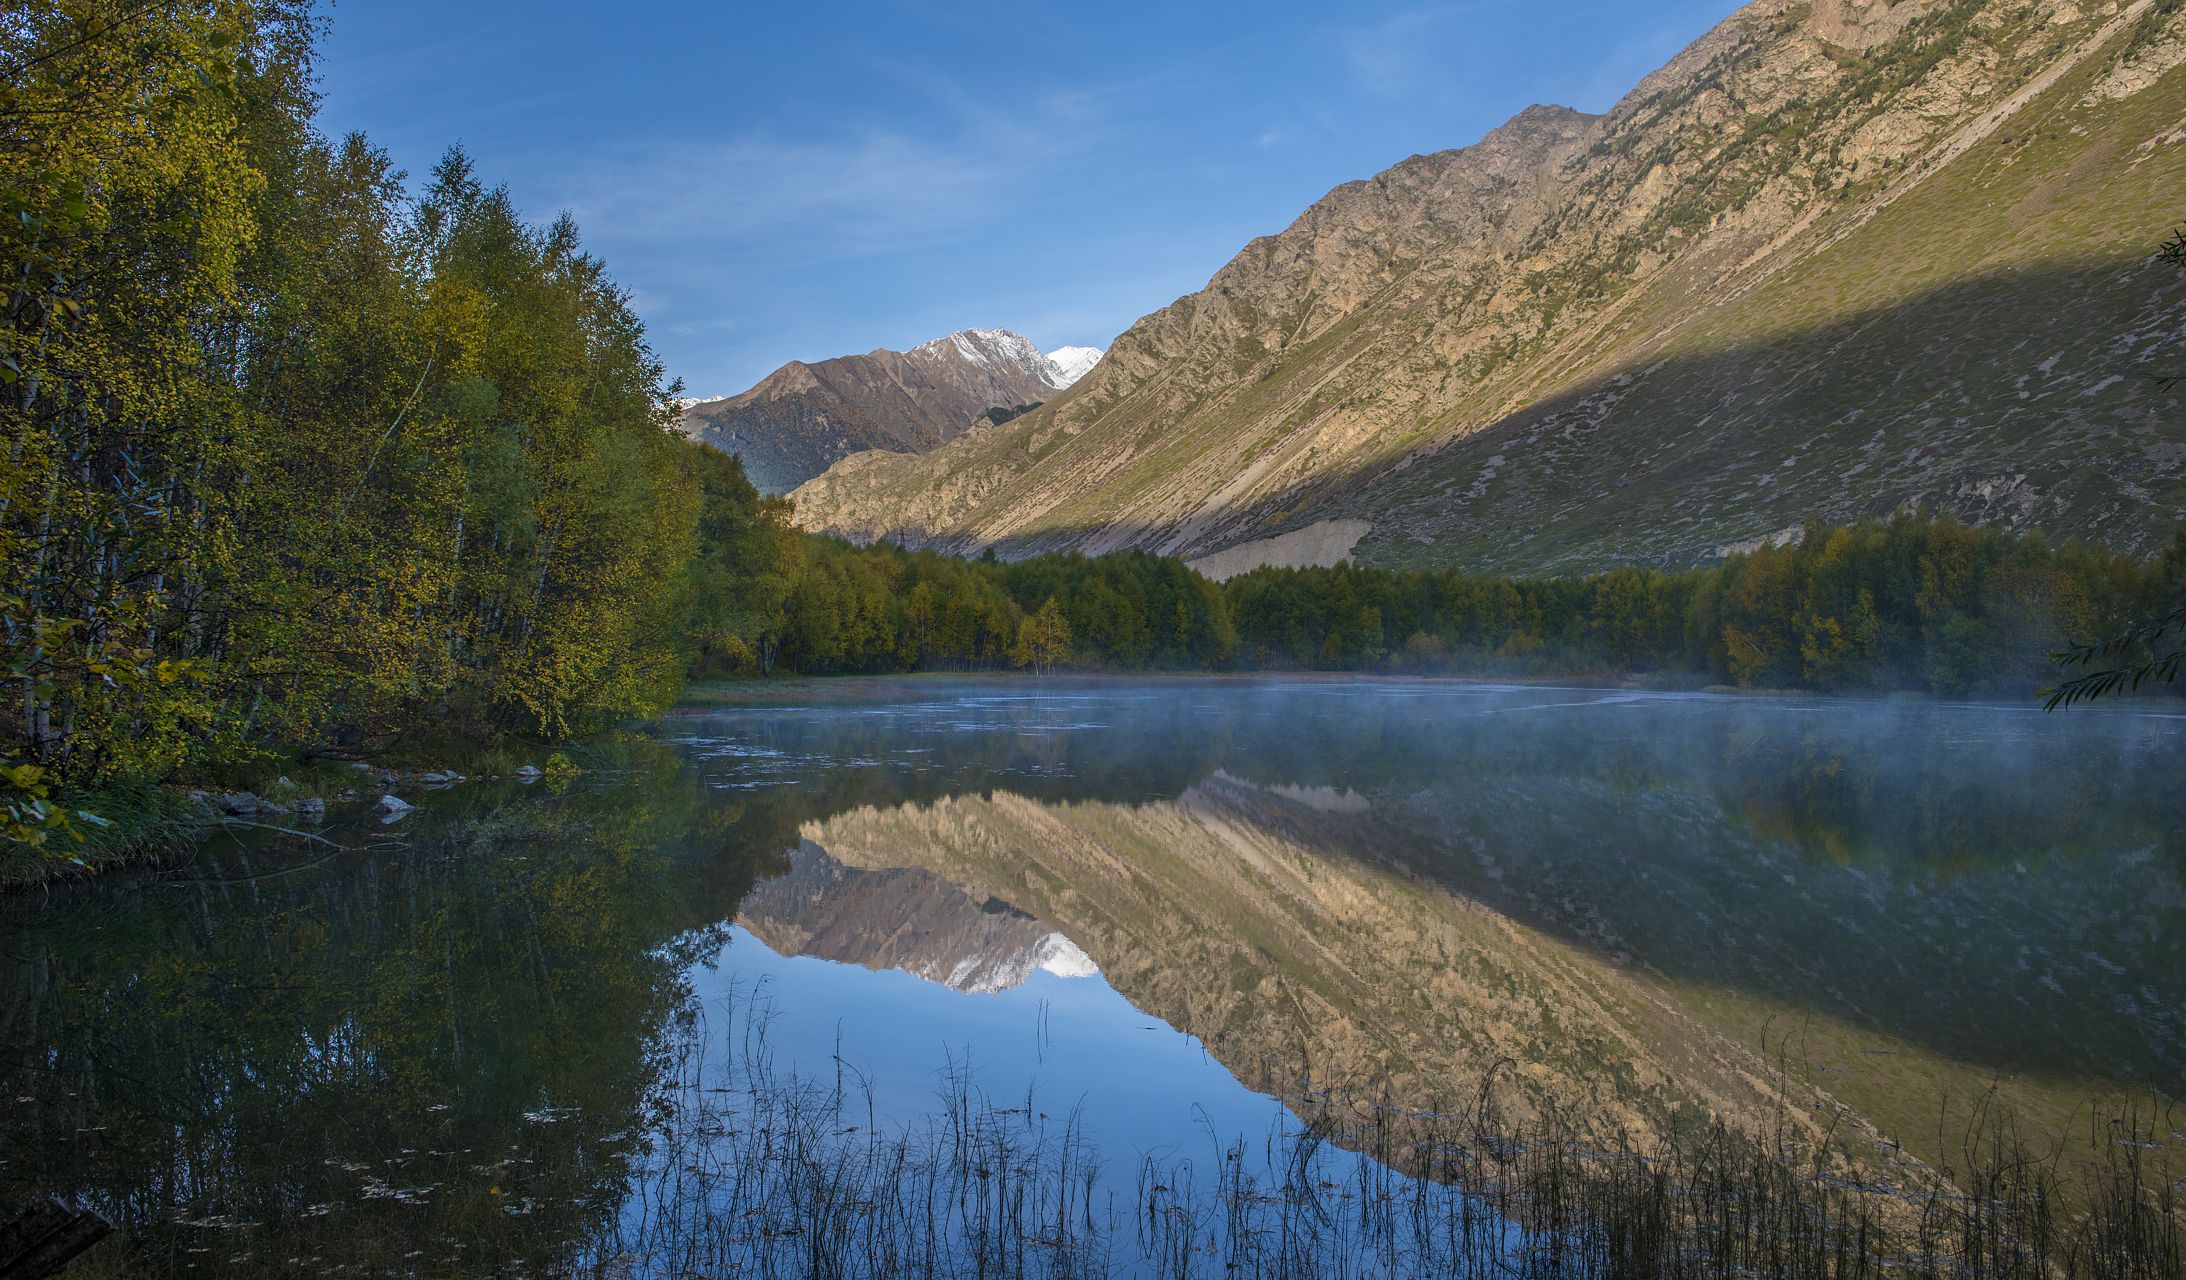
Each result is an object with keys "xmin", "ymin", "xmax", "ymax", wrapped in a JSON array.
[{"xmin": 713, "ymin": 514, "xmax": 2179, "ymax": 699}]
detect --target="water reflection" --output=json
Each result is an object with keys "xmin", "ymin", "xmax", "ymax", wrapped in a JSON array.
[
  {"xmin": 1, "ymin": 679, "xmax": 2180, "ymax": 1274},
  {"xmin": 698, "ymin": 683, "xmax": 2185, "ymax": 1189},
  {"xmin": 738, "ymin": 841, "xmax": 1098, "ymax": 993},
  {"xmin": 0, "ymin": 768, "xmax": 760, "ymax": 1274}
]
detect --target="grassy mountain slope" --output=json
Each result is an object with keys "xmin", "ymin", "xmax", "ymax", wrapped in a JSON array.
[{"xmin": 791, "ymin": 0, "xmax": 2186, "ymax": 574}]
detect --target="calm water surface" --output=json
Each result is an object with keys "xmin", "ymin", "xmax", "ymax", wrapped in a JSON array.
[{"xmin": 3, "ymin": 679, "xmax": 2181, "ymax": 1274}]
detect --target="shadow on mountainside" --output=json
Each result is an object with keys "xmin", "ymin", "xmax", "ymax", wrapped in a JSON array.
[
  {"xmin": 819, "ymin": 258, "xmax": 2185, "ymax": 576},
  {"xmin": 679, "ymin": 686, "xmax": 2186, "ymax": 1092}
]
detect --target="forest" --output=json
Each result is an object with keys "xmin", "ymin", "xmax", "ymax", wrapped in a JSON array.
[
  {"xmin": 2, "ymin": 5, "xmax": 2179, "ymax": 871},
  {"xmin": 709, "ymin": 514, "xmax": 2180, "ymax": 701},
  {"xmin": 2, "ymin": 5, "xmax": 739, "ymax": 852}
]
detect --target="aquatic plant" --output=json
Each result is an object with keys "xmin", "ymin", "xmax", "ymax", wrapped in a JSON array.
[{"xmin": 580, "ymin": 990, "xmax": 2182, "ymax": 1279}]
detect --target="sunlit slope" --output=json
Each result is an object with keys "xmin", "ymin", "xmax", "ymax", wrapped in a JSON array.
[{"xmin": 791, "ymin": 0, "xmax": 2186, "ymax": 573}]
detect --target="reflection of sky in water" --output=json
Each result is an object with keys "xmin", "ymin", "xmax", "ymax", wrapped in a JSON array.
[
  {"xmin": 688, "ymin": 926, "xmax": 1301, "ymax": 1172},
  {"xmin": 6, "ymin": 677, "xmax": 2183, "ymax": 1275},
  {"xmin": 669, "ymin": 680, "xmax": 2186, "ymax": 1104},
  {"xmin": 659, "ymin": 676, "xmax": 2186, "ymax": 1240}
]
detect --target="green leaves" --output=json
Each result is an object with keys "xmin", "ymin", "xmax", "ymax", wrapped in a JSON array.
[
  {"xmin": 1, "ymin": 0, "xmax": 705, "ymax": 872},
  {"xmin": 2044, "ymin": 602, "xmax": 2186, "ymax": 710},
  {"xmin": 0, "ymin": 757, "xmax": 89, "ymax": 855}
]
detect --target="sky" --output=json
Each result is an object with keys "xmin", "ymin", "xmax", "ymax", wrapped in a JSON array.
[{"xmin": 313, "ymin": 0, "xmax": 1743, "ymax": 398}]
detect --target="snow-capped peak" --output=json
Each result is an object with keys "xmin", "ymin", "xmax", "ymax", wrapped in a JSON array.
[
  {"xmin": 937, "ymin": 931, "xmax": 1101, "ymax": 994},
  {"xmin": 913, "ymin": 328, "xmax": 1055, "ymax": 384},
  {"xmin": 909, "ymin": 328, "xmax": 1105, "ymax": 391},
  {"xmin": 1042, "ymin": 345, "xmax": 1102, "ymax": 389},
  {"xmin": 1034, "ymin": 933, "xmax": 1100, "ymax": 979}
]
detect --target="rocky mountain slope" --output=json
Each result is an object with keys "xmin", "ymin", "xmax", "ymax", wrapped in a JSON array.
[
  {"xmin": 680, "ymin": 329, "xmax": 1101, "ymax": 493},
  {"xmin": 791, "ymin": 0, "xmax": 2186, "ymax": 574},
  {"xmin": 799, "ymin": 750, "xmax": 2181, "ymax": 1184},
  {"xmin": 736, "ymin": 839, "xmax": 1096, "ymax": 993}
]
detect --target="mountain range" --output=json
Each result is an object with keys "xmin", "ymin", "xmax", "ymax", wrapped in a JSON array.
[
  {"xmin": 736, "ymin": 839, "xmax": 1097, "ymax": 994},
  {"xmin": 679, "ymin": 329, "xmax": 1102, "ymax": 494},
  {"xmin": 794, "ymin": 742, "xmax": 2180, "ymax": 1187},
  {"xmin": 787, "ymin": 0, "xmax": 2186, "ymax": 576}
]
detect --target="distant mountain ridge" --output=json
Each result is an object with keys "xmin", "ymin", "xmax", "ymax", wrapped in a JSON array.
[
  {"xmin": 737, "ymin": 840, "xmax": 1098, "ymax": 994},
  {"xmin": 790, "ymin": 0, "xmax": 2186, "ymax": 574},
  {"xmin": 679, "ymin": 329, "xmax": 1103, "ymax": 494}
]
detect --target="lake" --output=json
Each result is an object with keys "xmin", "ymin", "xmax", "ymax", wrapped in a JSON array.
[{"xmin": 3, "ymin": 678, "xmax": 2182, "ymax": 1276}]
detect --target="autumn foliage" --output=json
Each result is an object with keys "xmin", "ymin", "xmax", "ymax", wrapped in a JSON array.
[{"xmin": 0, "ymin": 6, "xmax": 752, "ymax": 827}]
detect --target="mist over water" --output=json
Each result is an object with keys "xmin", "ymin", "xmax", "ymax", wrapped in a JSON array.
[
  {"xmin": 3, "ymin": 678, "xmax": 2180, "ymax": 1274},
  {"xmin": 692, "ymin": 682, "xmax": 2185, "ymax": 1130}
]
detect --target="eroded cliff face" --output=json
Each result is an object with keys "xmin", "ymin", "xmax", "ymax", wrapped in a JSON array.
[
  {"xmin": 1808, "ymin": 0, "xmax": 1950, "ymax": 51},
  {"xmin": 791, "ymin": 0, "xmax": 2186, "ymax": 573}
]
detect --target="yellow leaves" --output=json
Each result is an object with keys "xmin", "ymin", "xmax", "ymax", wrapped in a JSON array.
[
  {"xmin": 1723, "ymin": 625, "xmax": 1771, "ymax": 687},
  {"xmin": 1, "ymin": 5, "xmax": 716, "ymax": 829},
  {"xmin": 0, "ymin": 756, "xmax": 85, "ymax": 853},
  {"xmin": 1011, "ymin": 598, "xmax": 1074, "ymax": 675}
]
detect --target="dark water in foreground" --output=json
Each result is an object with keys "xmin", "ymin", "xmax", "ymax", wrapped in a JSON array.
[{"xmin": 2, "ymin": 679, "xmax": 2181, "ymax": 1275}]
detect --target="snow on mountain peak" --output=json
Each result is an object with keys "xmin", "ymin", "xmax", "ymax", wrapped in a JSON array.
[
  {"xmin": 1042, "ymin": 345, "xmax": 1102, "ymax": 389},
  {"xmin": 908, "ymin": 328, "xmax": 1104, "ymax": 390},
  {"xmin": 910, "ymin": 327, "xmax": 1051, "ymax": 383},
  {"xmin": 1034, "ymin": 933, "xmax": 1100, "ymax": 979},
  {"xmin": 938, "ymin": 930, "xmax": 1100, "ymax": 994}
]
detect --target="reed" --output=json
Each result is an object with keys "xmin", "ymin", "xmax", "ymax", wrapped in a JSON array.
[{"xmin": 581, "ymin": 990, "xmax": 2183, "ymax": 1279}]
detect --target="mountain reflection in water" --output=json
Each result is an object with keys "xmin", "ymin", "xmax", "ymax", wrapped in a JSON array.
[
  {"xmin": 737, "ymin": 840, "xmax": 1099, "ymax": 993},
  {"xmin": 1, "ymin": 679, "xmax": 2179, "ymax": 1274}
]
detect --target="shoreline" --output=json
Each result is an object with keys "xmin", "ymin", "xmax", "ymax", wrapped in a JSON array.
[
  {"xmin": 671, "ymin": 668, "xmax": 2161, "ymax": 716},
  {"xmin": 11, "ymin": 673, "xmax": 2172, "ymax": 891}
]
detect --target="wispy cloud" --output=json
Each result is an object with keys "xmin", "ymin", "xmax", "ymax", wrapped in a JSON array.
[
  {"xmin": 563, "ymin": 132, "xmax": 1024, "ymax": 252},
  {"xmin": 315, "ymin": 20, "xmax": 517, "ymax": 105},
  {"xmin": 1337, "ymin": 4, "xmax": 1497, "ymax": 99},
  {"xmin": 537, "ymin": 90, "xmax": 1115, "ymax": 272}
]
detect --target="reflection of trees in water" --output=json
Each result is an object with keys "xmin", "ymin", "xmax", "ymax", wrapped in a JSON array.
[
  {"xmin": 749, "ymin": 689, "xmax": 2184, "ymax": 1162},
  {"xmin": 1231, "ymin": 704, "xmax": 2183, "ymax": 1089},
  {"xmin": 1184, "ymin": 697, "xmax": 2178, "ymax": 879},
  {"xmin": 712, "ymin": 686, "xmax": 2181, "ymax": 881},
  {"xmin": 2, "ymin": 688, "xmax": 2179, "ymax": 1273},
  {"xmin": 1304, "ymin": 765, "xmax": 2180, "ymax": 1094},
  {"xmin": 0, "ymin": 760, "xmax": 763, "ymax": 1274}
]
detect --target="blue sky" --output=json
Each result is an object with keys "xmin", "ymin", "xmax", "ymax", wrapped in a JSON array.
[{"xmin": 315, "ymin": 1, "xmax": 1741, "ymax": 397}]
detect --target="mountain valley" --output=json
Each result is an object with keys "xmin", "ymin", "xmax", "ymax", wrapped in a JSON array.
[{"xmin": 788, "ymin": 0, "xmax": 2186, "ymax": 575}]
